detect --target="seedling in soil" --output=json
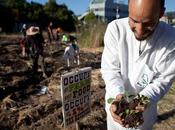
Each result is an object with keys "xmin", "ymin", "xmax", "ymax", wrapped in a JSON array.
[{"xmin": 108, "ymin": 94, "xmax": 150, "ymax": 128}]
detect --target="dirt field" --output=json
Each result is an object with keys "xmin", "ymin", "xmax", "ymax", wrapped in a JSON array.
[{"xmin": 0, "ymin": 35, "xmax": 175, "ymax": 130}]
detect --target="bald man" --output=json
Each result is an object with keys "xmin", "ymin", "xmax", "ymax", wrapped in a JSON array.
[{"xmin": 101, "ymin": 0, "xmax": 175, "ymax": 130}]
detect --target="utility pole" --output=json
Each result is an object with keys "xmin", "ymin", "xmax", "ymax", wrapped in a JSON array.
[{"xmin": 115, "ymin": 0, "xmax": 120, "ymax": 19}]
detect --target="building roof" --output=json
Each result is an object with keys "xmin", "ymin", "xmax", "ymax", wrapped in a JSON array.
[{"xmin": 91, "ymin": 0, "xmax": 105, "ymax": 4}]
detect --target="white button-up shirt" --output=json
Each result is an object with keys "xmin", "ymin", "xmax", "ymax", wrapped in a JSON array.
[{"xmin": 101, "ymin": 17, "xmax": 175, "ymax": 129}]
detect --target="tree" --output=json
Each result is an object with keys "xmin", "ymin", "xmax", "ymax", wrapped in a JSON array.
[
  {"xmin": 84, "ymin": 12, "xmax": 97, "ymax": 25},
  {"xmin": 0, "ymin": 0, "xmax": 77, "ymax": 32},
  {"xmin": 0, "ymin": 1, "xmax": 14, "ymax": 32},
  {"xmin": 44, "ymin": 2, "xmax": 76, "ymax": 31}
]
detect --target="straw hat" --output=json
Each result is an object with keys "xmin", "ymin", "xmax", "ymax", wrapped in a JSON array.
[{"xmin": 26, "ymin": 26, "xmax": 40, "ymax": 36}]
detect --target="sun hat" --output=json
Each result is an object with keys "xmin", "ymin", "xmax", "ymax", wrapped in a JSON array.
[{"xmin": 26, "ymin": 26, "xmax": 40, "ymax": 36}]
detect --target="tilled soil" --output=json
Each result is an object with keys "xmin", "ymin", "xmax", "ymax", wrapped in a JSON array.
[
  {"xmin": 0, "ymin": 36, "xmax": 175, "ymax": 130},
  {"xmin": 0, "ymin": 38, "xmax": 106, "ymax": 130}
]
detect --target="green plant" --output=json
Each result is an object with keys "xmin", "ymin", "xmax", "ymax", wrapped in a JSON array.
[{"xmin": 108, "ymin": 94, "xmax": 150, "ymax": 128}]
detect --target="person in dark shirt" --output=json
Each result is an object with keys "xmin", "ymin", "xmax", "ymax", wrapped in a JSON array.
[
  {"xmin": 47, "ymin": 22, "xmax": 55, "ymax": 44},
  {"xmin": 26, "ymin": 26, "xmax": 47, "ymax": 78},
  {"xmin": 55, "ymin": 27, "xmax": 62, "ymax": 41}
]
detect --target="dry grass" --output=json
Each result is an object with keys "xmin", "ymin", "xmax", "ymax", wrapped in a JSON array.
[
  {"xmin": 153, "ymin": 82, "xmax": 175, "ymax": 130},
  {"xmin": 78, "ymin": 22, "xmax": 107, "ymax": 48},
  {"xmin": 0, "ymin": 33, "xmax": 22, "ymax": 40}
]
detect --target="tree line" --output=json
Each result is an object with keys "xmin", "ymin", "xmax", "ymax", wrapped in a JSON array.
[{"xmin": 0, "ymin": 0, "xmax": 77, "ymax": 32}]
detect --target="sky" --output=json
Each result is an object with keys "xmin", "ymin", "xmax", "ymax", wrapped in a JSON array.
[{"xmin": 27, "ymin": 0, "xmax": 175, "ymax": 15}]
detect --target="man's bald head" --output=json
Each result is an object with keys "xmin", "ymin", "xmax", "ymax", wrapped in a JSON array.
[
  {"xmin": 128, "ymin": 0, "xmax": 165, "ymax": 40},
  {"xmin": 129, "ymin": 0, "xmax": 163, "ymax": 19},
  {"xmin": 128, "ymin": 0, "xmax": 165, "ymax": 12}
]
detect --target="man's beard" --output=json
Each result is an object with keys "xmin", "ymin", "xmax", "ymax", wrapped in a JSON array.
[{"xmin": 134, "ymin": 30, "xmax": 154, "ymax": 41}]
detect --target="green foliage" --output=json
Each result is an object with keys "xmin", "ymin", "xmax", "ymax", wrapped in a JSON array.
[
  {"xmin": 137, "ymin": 94, "xmax": 149, "ymax": 106},
  {"xmin": 0, "ymin": 2, "xmax": 14, "ymax": 32},
  {"xmin": 0, "ymin": 0, "xmax": 76, "ymax": 32},
  {"xmin": 84, "ymin": 12, "xmax": 97, "ymax": 24},
  {"xmin": 44, "ymin": 0, "xmax": 59, "ymax": 17},
  {"xmin": 27, "ymin": 2, "xmax": 45, "ymax": 22},
  {"xmin": 111, "ymin": 94, "xmax": 150, "ymax": 128},
  {"xmin": 107, "ymin": 98, "xmax": 115, "ymax": 104}
]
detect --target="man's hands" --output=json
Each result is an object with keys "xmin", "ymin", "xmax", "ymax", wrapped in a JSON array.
[
  {"xmin": 109, "ymin": 94, "xmax": 149, "ymax": 128},
  {"xmin": 110, "ymin": 94, "xmax": 124, "ymax": 126}
]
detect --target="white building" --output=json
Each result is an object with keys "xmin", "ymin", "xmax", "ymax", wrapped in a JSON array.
[
  {"xmin": 160, "ymin": 16, "xmax": 169, "ymax": 24},
  {"xmin": 89, "ymin": 0, "xmax": 128, "ymax": 23}
]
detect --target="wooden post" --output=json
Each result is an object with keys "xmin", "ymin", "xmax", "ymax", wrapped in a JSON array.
[{"xmin": 76, "ymin": 121, "xmax": 80, "ymax": 130}]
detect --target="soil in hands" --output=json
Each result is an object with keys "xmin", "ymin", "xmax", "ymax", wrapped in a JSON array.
[{"xmin": 112, "ymin": 94, "xmax": 149, "ymax": 128}]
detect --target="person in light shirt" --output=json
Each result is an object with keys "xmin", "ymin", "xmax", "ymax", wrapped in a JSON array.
[
  {"xmin": 101, "ymin": 0, "xmax": 175, "ymax": 130},
  {"xmin": 63, "ymin": 35, "xmax": 80, "ymax": 67}
]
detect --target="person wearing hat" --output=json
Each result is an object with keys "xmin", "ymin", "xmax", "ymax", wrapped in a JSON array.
[{"xmin": 26, "ymin": 26, "xmax": 47, "ymax": 78}]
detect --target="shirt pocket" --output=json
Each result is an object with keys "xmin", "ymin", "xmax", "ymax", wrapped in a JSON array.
[{"xmin": 135, "ymin": 64, "xmax": 155, "ymax": 92}]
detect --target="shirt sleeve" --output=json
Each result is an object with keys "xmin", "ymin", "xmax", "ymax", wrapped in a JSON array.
[
  {"xmin": 139, "ymin": 48, "xmax": 175, "ymax": 103},
  {"xmin": 101, "ymin": 23, "xmax": 125, "ymax": 99}
]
